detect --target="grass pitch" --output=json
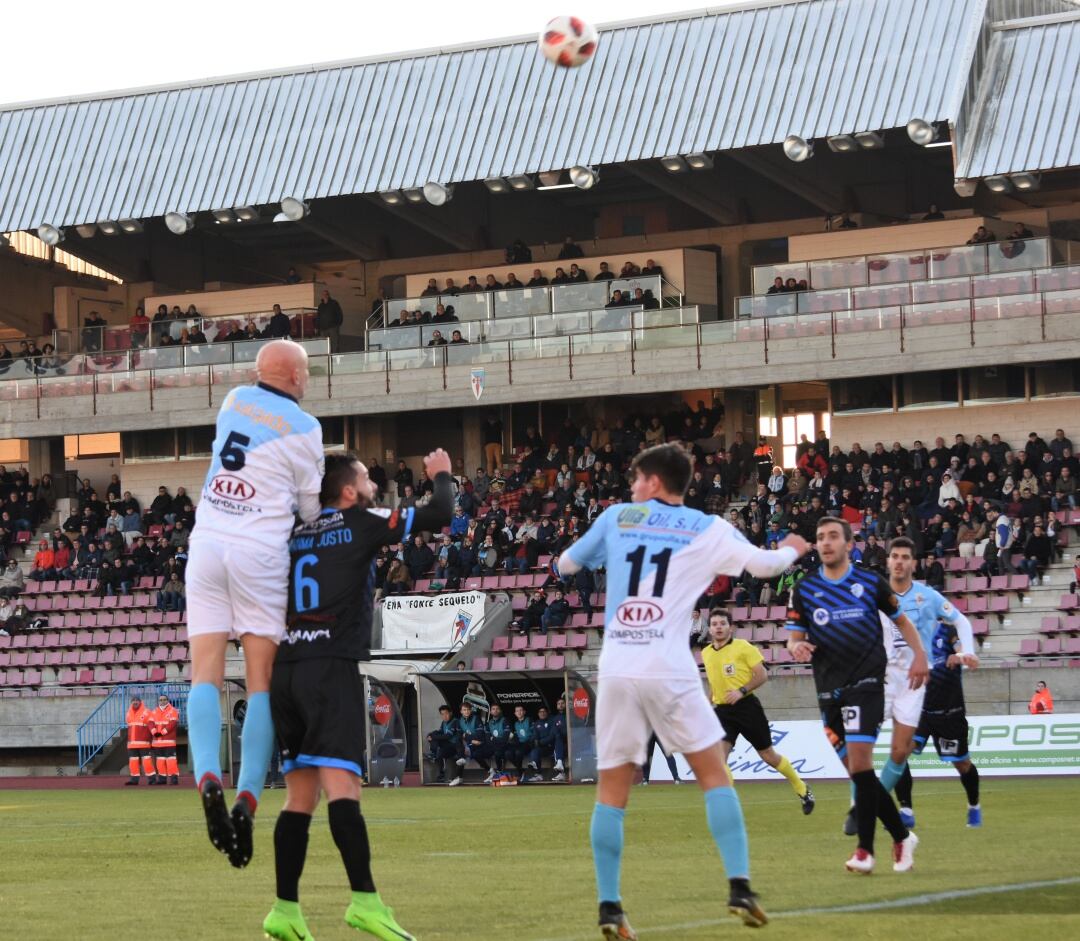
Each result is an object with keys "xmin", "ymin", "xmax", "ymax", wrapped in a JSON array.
[{"xmin": 2, "ymin": 778, "xmax": 1078, "ymax": 940}]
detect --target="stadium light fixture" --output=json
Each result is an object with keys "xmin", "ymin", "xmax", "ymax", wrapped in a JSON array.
[
  {"xmin": 906, "ymin": 119, "xmax": 939, "ymax": 146},
  {"xmin": 74, "ymin": 223, "xmax": 98, "ymax": 238},
  {"xmin": 538, "ymin": 170, "xmax": 563, "ymax": 187},
  {"xmin": 483, "ymin": 177, "xmax": 511, "ymax": 194},
  {"xmin": 118, "ymin": 219, "xmax": 143, "ymax": 234},
  {"xmin": 660, "ymin": 155, "xmax": 689, "ymax": 173},
  {"xmin": 379, "ymin": 190, "xmax": 405, "ymax": 205},
  {"xmin": 273, "ymin": 212, "xmax": 290, "ymax": 223},
  {"xmin": 854, "ymin": 131, "xmax": 884, "ymax": 150},
  {"xmin": 233, "ymin": 206, "xmax": 259, "ymax": 222},
  {"xmin": 685, "ymin": 152, "xmax": 713, "ymax": 170},
  {"xmin": 507, "ymin": 174, "xmax": 535, "ymax": 191},
  {"xmin": 953, "ymin": 179, "xmax": 977, "ymax": 198},
  {"xmin": 0, "ymin": 234, "xmax": 9, "ymax": 249},
  {"xmin": 782, "ymin": 135, "xmax": 813, "ymax": 162},
  {"xmin": 826, "ymin": 135, "xmax": 858, "ymax": 153},
  {"xmin": 98, "ymin": 220, "xmax": 121, "ymax": 236},
  {"xmin": 984, "ymin": 175, "xmax": 1013, "ymax": 194},
  {"xmin": 212, "ymin": 209, "xmax": 237, "ymax": 224},
  {"xmin": 165, "ymin": 212, "xmax": 194, "ymax": 235},
  {"xmin": 422, "ymin": 182, "xmax": 453, "ymax": 206},
  {"xmin": 280, "ymin": 197, "xmax": 310, "ymax": 221},
  {"xmin": 37, "ymin": 224, "xmax": 64, "ymax": 246},
  {"xmin": 1011, "ymin": 171, "xmax": 1041, "ymax": 192},
  {"xmin": 402, "ymin": 187, "xmax": 425, "ymax": 204},
  {"xmin": 569, "ymin": 165, "xmax": 599, "ymax": 190}
]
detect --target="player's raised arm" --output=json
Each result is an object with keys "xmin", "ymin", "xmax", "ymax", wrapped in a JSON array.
[
  {"xmin": 553, "ymin": 505, "xmax": 612, "ymax": 577},
  {"xmin": 408, "ymin": 449, "xmax": 455, "ymax": 534},
  {"xmin": 712, "ymin": 523, "xmax": 810, "ymax": 580},
  {"xmin": 935, "ymin": 592, "xmax": 979, "ymax": 668}
]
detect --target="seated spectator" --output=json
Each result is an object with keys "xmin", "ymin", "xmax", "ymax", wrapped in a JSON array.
[
  {"xmin": 0, "ymin": 558, "xmax": 24, "ymax": 598},
  {"xmin": 405, "ymin": 534, "xmax": 435, "ymax": 580},
  {"xmin": 427, "ymin": 330, "xmax": 448, "ymax": 347},
  {"xmin": 557, "ymin": 236, "xmax": 584, "ymax": 259},
  {"xmin": 51, "ymin": 542, "xmax": 73, "ymax": 580},
  {"xmin": 29, "ymin": 540, "xmax": 55, "ymax": 581},
  {"xmin": 967, "ymin": 226, "xmax": 996, "ymax": 244},
  {"xmin": 483, "ymin": 274, "xmax": 503, "ymax": 291},
  {"xmin": 449, "ymin": 330, "xmax": 467, "ymax": 344},
  {"xmin": 157, "ymin": 571, "xmax": 186, "ymax": 613},
  {"xmin": 568, "ymin": 263, "xmax": 588, "ymax": 283},
  {"xmin": 551, "ymin": 267, "xmax": 570, "ymax": 285},
  {"xmin": 512, "ymin": 589, "xmax": 547, "ymax": 635},
  {"xmin": 383, "ymin": 558, "xmax": 412, "ymax": 595},
  {"xmin": 285, "ymin": 267, "xmax": 301, "ymax": 285},
  {"xmin": 605, "ymin": 290, "xmax": 627, "ymax": 308},
  {"xmin": 527, "ymin": 269, "xmax": 549, "ymax": 287},
  {"xmin": 506, "ymin": 238, "xmax": 532, "ymax": 264},
  {"xmin": 443, "ymin": 278, "xmax": 459, "ymax": 295},
  {"xmin": 763, "ymin": 277, "xmax": 783, "ymax": 294},
  {"xmin": 82, "ymin": 310, "xmax": 109, "ymax": 351},
  {"xmin": 98, "ymin": 557, "xmax": 132, "ymax": 596},
  {"xmin": 461, "ymin": 276, "xmax": 482, "ymax": 293},
  {"xmin": 504, "ymin": 272, "xmax": 524, "ymax": 291},
  {"xmin": 540, "ymin": 588, "xmax": 570, "ymax": 634},
  {"xmin": 169, "ymin": 520, "xmax": 189, "ymax": 549},
  {"xmin": 1009, "ymin": 222, "xmax": 1034, "ymax": 240},
  {"xmin": 1055, "ymin": 467, "xmax": 1077, "ymax": 510},
  {"xmin": 923, "ymin": 204, "xmax": 944, "ymax": 220},
  {"xmin": 641, "ymin": 289, "xmax": 660, "ymax": 310},
  {"xmin": 506, "ymin": 705, "xmax": 537, "ymax": 775},
  {"xmin": 148, "ymin": 486, "xmax": 173, "ymax": 525},
  {"xmin": 619, "ymin": 260, "xmax": 641, "ymax": 278},
  {"xmin": 430, "ymin": 303, "xmax": 451, "ymax": 324},
  {"xmin": 1019, "ymin": 523, "xmax": 1052, "ymax": 584},
  {"xmin": 530, "ymin": 705, "xmax": 566, "ymax": 781},
  {"xmin": 394, "ymin": 310, "xmax": 411, "ymax": 328},
  {"xmin": 640, "ymin": 258, "xmax": 663, "ymax": 277},
  {"xmin": 0, "ymin": 598, "xmax": 15, "ymax": 636},
  {"xmin": 593, "ymin": 262, "xmax": 615, "ymax": 281},
  {"xmin": 421, "ymin": 278, "xmax": 440, "ymax": 297},
  {"xmin": 432, "ymin": 535, "xmax": 458, "ymax": 584},
  {"xmin": 784, "ymin": 278, "xmax": 799, "ymax": 292}
]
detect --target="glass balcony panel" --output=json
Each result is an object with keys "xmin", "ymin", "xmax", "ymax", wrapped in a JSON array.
[
  {"xmin": 493, "ymin": 287, "xmax": 551, "ymax": 317},
  {"xmin": 797, "ymin": 289, "xmax": 851, "ymax": 314},
  {"xmin": 330, "ymin": 352, "xmax": 387, "ymax": 375},
  {"xmin": 511, "ymin": 336, "xmax": 568, "ymax": 360},
  {"xmin": 905, "ymin": 298, "xmax": 971, "ymax": 329},
  {"xmin": 442, "ymin": 292, "xmax": 489, "ymax": 321},
  {"xmin": 808, "ymin": 256, "xmax": 867, "ymax": 290},
  {"xmin": 852, "ymin": 283, "xmax": 912, "ymax": 308},
  {"xmin": 633, "ymin": 325, "xmax": 693, "ymax": 350},
  {"xmin": 972, "ymin": 271, "xmax": 1036, "ymax": 298},
  {"xmin": 389, "ymin": 347, "xmax": 440, "ymax": 370},
  {"xmin": 988, "ymin": 237, "xmax": 1048, "ymax": 273},
  {"xmin": 445, "ymin": 341, "xmax": 509, "ymax": 366},
  {"xmin": 912, "ymin": 277, "xmax": 971, "ymax": 304},
  {"xmin": 866, "ymin": 252, "xmax": 928, "ymax": 285},
  {"xmin": 572, "ymin": 330, "xmax": 631, "ymax": 355},
  {"xmin": 482, "ymin": 317, "xmax": 534, "ymax": 341},
  {"xmin": 752, "ymin": 262, "xmax": 809, "ymax": 295},
  {"xmin": 973, "ymin": 293, "xmax": 1041, "ymax": 322},
  {"xmin": 591, "ymin": 308, "xmax": 634, "ymax": 332},
  {"xmin": 551, "ymin": 281, "xmax": 608, "ymax": 312},
  {"xmin": 1035, "ymin": 265, "xmax": 1080, "ymax": 294},
  {"xmin": 701, "ymin": 320, "xmax": 749, "ymax": 344},
  {"xmin": 928, "ymin": 244, "xmax": 986, "ymax": 279}
]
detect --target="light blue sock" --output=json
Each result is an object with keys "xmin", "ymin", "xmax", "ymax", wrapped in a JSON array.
[
  {"xmin": 591, "ymin": 803, "xmax": 625, "ymax": 903},
  {"xmin": 235, "ymin": 691, "xmax": 274, "ymax": 805},
  {"xmin": 849, "ymin": 779, "xmax": 856, "ymax": 805},
  {"xmin": 704, "ymin": 786, "xmax": 750, "ymax": 880},
  {"xmin": 880, "ymin": 758, "xmax": 906, "ymax": 793},
  {"xmin": 187, "ymin": 682, "xmax": 222, "ymax": 786}
]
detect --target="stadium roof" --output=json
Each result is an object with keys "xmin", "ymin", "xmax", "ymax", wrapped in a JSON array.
[
  {"xmin": 955, "ymin": 10, "xmax": 1080, "ymax": 180},
  {"xmin": 0, "ymin": 0, "xmax": 1076, "ymax": 235}
]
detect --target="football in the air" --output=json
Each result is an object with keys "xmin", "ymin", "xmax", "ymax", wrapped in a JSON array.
[{"xmin": 539, "ymin": 16, "xmax": 599, "ymax": 68}]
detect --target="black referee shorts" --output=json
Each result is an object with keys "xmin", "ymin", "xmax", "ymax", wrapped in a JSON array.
[
  {"xmin": 270, "ymin": 657, "xmax": 367, "ymax": 777},
  {"xmin": 715, "ymin": 696, "xmax": 773, "ymax": 752}
]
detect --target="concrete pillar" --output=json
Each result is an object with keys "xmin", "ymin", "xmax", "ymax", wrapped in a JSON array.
[
  {"xmin": 462, "ymin": 409, "xmax": 483, "ymax": 479},
  {"xmin": 27, "ymin": 437, "xmax": 66, "ymax": 490},
  {"xmin": 719, "ymin": 244, "xmax": 744, "ymax": 322}
]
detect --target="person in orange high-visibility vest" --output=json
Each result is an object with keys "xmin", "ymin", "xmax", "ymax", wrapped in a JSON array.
[
  {"xmin": 1028, "ymin": 680, "xmax": 1054, "ymax": 715},
  {"xmin": 125, "ymin": 696, "xmax": 154, "ymax": 786},
  {"xmin": 149, "ymin": 693, "xmax": 181, "ymax": 785}
]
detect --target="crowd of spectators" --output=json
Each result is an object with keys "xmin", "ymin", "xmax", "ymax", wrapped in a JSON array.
[
  {"xmin": 765, "ymin": 277, "xmax": 811, "ymax": 294},
  {"xmin": 0, "ymin": 467, "xmax": 59, "ymax": 563}
]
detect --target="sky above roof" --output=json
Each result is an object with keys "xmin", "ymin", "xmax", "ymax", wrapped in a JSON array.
[{"xmin": 3, "ymin": 0, "xmax": 744, "ymax": 106}]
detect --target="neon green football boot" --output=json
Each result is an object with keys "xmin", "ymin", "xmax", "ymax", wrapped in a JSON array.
[
  {"xmin": 345, "ymin": 891, "xmax": 416, "ymax": 940},
  {"xmin": 263, "ymin": 899, "xmax": 315, "ymax": 941}
]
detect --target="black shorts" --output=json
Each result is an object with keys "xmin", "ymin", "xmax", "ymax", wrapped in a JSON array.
[
  {"xmin": 715, "ymin": 696, "xmax": 773, "ymax": 752},
  {"xmin": 270, "ymin": 657, "xmax": 367, "ymax": 777},
  {"xmin": 914, "ymin": 710, "xmax": 970, "ymax": 763},
  {"xmin": 818, "ymin": 676, "xmax": 885, "ymax": 755}
]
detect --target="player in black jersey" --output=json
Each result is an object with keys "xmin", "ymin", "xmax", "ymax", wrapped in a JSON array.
[
  {"xmin": 786, "ymin": 517, "xmax": 928, "ymax": 875},
  {"xmin": 899, "ymin": 619, "xmax": 983, "ymax": 828},
  {"xmin": 262, "ymin": 449, "xmax": 453, "ymax": 941}
]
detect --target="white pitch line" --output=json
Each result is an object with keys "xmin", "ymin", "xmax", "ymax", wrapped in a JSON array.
[{"xmin": 533, "ymin": 876, "xmax": 1080, "ymax": 941}]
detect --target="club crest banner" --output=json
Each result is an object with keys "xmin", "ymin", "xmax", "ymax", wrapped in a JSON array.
[{"xmin": 380, "ymin": 591, "xmax": 486, "ymax": 651}]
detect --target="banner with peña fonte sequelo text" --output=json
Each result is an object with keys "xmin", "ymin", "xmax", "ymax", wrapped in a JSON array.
[
  {"xmin": 647, "ymin": 713, "xmax": 1080, "ymax": 781},
  {"xmin": 380, "ymin": 590, "xmax": 486, "ymax": 652}
]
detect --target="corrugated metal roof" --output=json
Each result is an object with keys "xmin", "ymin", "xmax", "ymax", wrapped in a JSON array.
[
  {"xmin": 0, "ymin": 0, "xmax": 985, "ymax": 232},
  {"xmin": 956, "ymin": 13, "xmax": 1080, "ymax": 178}
]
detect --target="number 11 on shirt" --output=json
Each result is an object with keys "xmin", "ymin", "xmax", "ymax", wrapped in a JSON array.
[{"xmin": 625, "ymin": 546, "xmax": 672, "ymax": 596}]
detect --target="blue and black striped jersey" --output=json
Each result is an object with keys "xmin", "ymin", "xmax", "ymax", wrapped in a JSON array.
[
  {"xmin": 786, "ymin": 564, "xmax": 900, "ymax": 692},
  {"xmin": 922, "ymin": 622, "xmax": 966, "ymax": 714}
]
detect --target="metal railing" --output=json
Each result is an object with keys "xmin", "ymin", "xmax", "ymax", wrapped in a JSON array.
[
  {"xmin": 738, "ymin": 262, "xmax": 1080, "ymax": 317},
  {"xmin": 751, "ymin": 237, "xmax": 1052, "ymax": 295},
  {"xmin": 76, "ymin": 681, "xmax": 189, "ymax": 771},
  {"xmin": 369, "ymin": 274, "xmax": 681, "ymax": 332}
]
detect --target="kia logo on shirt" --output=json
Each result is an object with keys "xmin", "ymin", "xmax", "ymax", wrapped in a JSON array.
[
  {"xmin": 616, "ymin": 600, "xmax": 663, "ymax": 626},
  {"xmin": 210, "ymin": 474, "xmax": 256, "ymax": 502}
]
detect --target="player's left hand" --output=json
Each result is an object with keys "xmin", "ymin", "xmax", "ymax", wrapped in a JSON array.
[
  {"xmin": 723, "ymin": 689, "xmax": 743, "ymax": 705},
  {"xmin": 947, "ymin": 653, "xmax": 979, "ymax": 669},
  {"xmin": 908, "ymin": 652, "xmax": 930, "ymax": 690}
]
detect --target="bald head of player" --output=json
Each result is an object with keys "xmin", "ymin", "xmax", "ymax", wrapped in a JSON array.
[{"xmin": 255, "ymin": 339, "xmax": 309, "ymax": 400}]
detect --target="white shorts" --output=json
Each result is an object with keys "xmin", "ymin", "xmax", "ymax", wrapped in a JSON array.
[
  {"xmin": 885, "ymin": 659, "xmax": 926, "ymax": 729},
  {"xmin": 596, "ymin": 675, "xmax": 722, "ymax": 770},
  {"xmin": 185, "ymin": 539, "xmax": 289, "ymax": 641}
]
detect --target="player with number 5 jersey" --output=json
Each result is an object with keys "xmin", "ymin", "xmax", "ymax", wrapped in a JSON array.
[
  {"xmin": 186, "ymin": 340, "xmax": 325, "ymax": 870},
  {"xmin": 556, "ymin": 443, "xmax": 809, "ymax": 938}
]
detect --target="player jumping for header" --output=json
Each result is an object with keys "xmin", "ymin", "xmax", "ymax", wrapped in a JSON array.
[
  {"xmin": 263, "ymin": 449, "xmax": 453, "ymax": 941},
  {"xmin": 786, "ymin": 517, "xmax": 928, "ymax": 875},
  {"xmin": 556, "ymin": 443, "xmax": 810, "ymax": 937},
  {"xmin": 187, "ymin": 340, "xmax": 325, "ymax": 868}
]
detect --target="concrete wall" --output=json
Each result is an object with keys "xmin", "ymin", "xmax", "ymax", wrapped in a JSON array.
[
  {"xmin": 0, "ymin": 694, "xmax": 106, "ymax": 749},
  {"xmin": 831, "ymin": 398, "xmax": 1080, "ymax": 453}
]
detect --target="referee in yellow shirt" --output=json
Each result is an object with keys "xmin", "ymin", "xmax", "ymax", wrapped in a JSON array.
[{"xmin": 702, "ymin": 608, "xmax": 815, "ymax": 815}]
